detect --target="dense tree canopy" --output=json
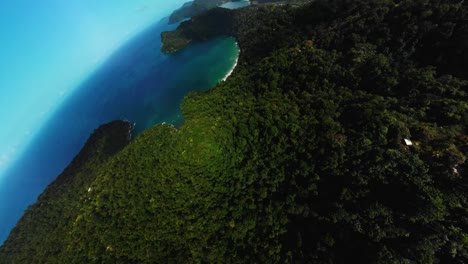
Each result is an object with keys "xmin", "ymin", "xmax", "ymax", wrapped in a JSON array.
[{"xmin": 1, "ymin": 0, "xmax": 467, "ymax": 263}]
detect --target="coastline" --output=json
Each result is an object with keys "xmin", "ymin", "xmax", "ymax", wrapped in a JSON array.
[
  {"xmin": 222, "ymin": 43, "xmax": 240, "ymax": 82},
  {"xmin": 0, "ymin": 5, "xmax": 239, "ymax": 246}
]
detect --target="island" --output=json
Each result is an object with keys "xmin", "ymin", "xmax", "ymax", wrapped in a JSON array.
[
  {"xmin": 169, "ymin": 0, "xmax": 238, "ymax": 24},
  {"xmin": 168, "ymin": 0, "xmax": 312, "ymax": 24},
  {"xmin": 1, "ymin": 0, "xmax": 467, "ymax": 263}
]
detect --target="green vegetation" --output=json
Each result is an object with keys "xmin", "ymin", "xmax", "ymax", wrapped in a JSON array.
[
  {"xmin": 1, "ymin": 0, "xmax": 468, "ymax": 263},
  {"xmin": 169, "ymin": 0, "xmax": 231, "ymax": 24},
  {"xmin": 0, "ymin": 121, "xmax": 132, "ymax": 263},
  {"xmin": 162, "ymin": 7, "xmax": 233, "ymax": 53}
]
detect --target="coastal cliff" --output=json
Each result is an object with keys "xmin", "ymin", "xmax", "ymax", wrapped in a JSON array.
[{"xmin": 1, "ymin": 1, "xmax": 467, "ymax": 263}]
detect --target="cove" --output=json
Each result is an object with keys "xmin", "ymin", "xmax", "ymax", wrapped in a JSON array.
[
  {"xmin": 0, "ymin": 18, "xmax": 239, "ymax": 244},
  {"xmin": 219, "ymin": 0, "xmax": 251, "ymax": 9}
]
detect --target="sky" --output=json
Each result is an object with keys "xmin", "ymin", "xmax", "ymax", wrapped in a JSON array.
[{"xmin": 0, "ymin": 0, "xmax": 187, "ymax": 177}]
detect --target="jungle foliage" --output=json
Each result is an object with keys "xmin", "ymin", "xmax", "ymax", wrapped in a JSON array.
[{"xmin": 1, "ymin": 0, "xmax": 467, "ymax": 263}]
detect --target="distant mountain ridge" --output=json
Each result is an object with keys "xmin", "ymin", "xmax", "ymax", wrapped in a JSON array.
[
  {"xmin": 169, "ymin": 0, "xmax": 232, "ymax": 23},
  {"xmin": 168, "ymin": 0, "xmax": 312, "ymax": 24}
]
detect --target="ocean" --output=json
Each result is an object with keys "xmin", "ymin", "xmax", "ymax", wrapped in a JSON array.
[
  {"xmin": 219, "ymin": 0, "xmax": 251, "ymax": 9},
  {"xmin": 0, "ymin": 4, "xmax": 239, "ymax": 244}
]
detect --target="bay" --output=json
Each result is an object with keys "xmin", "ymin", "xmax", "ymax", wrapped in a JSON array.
[
  {"xmin": 219, "ymin": 0, "xmax": 251, "ymax": 9},
  {"xmin": 0, "ymin": 17, "xmax": 239, "ymax": 244}
]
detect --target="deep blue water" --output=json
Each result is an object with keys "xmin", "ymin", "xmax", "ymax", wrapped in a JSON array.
[
  {"xmin": 0, "ymin": 0, "xmax": 189, "ymax": 174},
  {"xmin": 0, "ymin": 18, "xmax": 239, "ymax": 244}
]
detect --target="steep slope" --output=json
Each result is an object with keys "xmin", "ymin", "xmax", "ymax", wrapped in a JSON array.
[
  {"xmin": 0, "ymin": 121, "xmax": 132, "ymax": 263},
  {"xmin": 1, "ymin": 0, "xmax": 467, "ymax": 263}
]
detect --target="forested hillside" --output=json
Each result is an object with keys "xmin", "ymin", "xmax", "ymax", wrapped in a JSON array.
[
  {"xmin": 1, "ymin": 0, "xmax": 467, "ymax": 263},
  {"xmin": 0, "ymin": 121, "xmax": 132, "ymax": 263},
  {"xmin": 169, "ymin": 0, "xmax": 229, "ymax": 24}
]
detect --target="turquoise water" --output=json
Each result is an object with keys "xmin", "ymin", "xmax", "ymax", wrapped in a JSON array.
[
  {"xmin": 219, "ymin": 0, "xmax": 250, "ymax": 9},
  {"xmin": 0, "ymin": 3, "xmax": 239, "ymax": 244},
  {"xmin": 0, "ymin": 0, "xmax": 188, "ymax": 174}
]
